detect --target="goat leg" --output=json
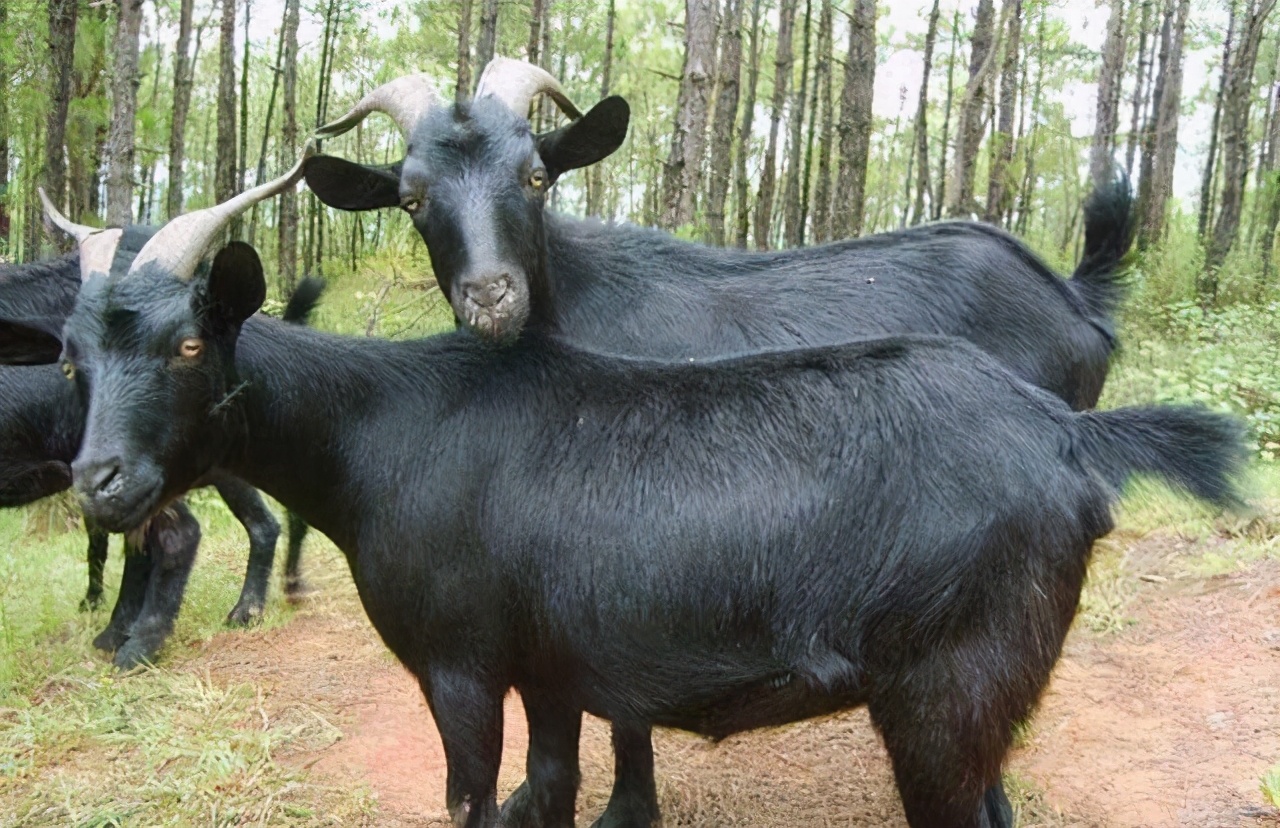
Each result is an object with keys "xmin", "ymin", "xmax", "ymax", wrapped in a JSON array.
[
  {"xmin": 212, "ymin": 476, "xmax": 280, "ymax": 626},
  {"xmin": 79, "ymin": 522, "xmax": 109, "ymax": 611},
  {"xmin": 113, "ymin": 502, "xmax": 200, "ymax": 669}
]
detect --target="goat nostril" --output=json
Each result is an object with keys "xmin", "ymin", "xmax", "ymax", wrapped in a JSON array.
[
  {"xmin": 464, "ymin": 275, "xmax": 512, "ymax": 308},
  {"xmin": 77, "ymin": 461, "xmax": 122, "ymax": 496}
]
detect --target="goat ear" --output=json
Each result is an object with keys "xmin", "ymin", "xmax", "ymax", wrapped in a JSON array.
[
  {"xmin": 207, "ymin": 242, "xmax": 267, "ymax": 326},
  {"xmin": 536, "ymin": 96, "xmax": 630, "ymax": 184},
  {"xmin": 0, "ymin": 317, "xmax": 65, "ymax": 365},
  {"xmin": 305, "ymin": 155, "xmax": 403, "ymax": 211}
]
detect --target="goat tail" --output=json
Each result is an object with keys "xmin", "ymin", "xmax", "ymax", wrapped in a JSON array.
[
  {"xmin": 1077, "ymin": 406, "xmax": 1248, "ymax": 509},
  {"xmin": 284, "ymin": 276, "xmax": 326, "ymax": 326},
  {"xmin": 1069, "ymin": 172, "xmax": 1136, "ymax": 320}
]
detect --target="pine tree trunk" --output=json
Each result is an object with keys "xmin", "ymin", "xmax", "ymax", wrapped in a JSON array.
[
  {"xmin": 106, "ymin": 0, "xmax": 144, "ymax": 227},
  {"xmin": 984, "ymin": 0, "xmax": 1021, "ymax": 225},
  {"xmin": 476, "ymin": 0, "xmax": 500, "ymax": 79},
  {"xmin": 311, "ymin": 0, "xmax": 341, "ymax": 277},
  {"xmin": 782, "ymin": 0, "xmax": 812, "ymax": 246},
  {"xmin": 754, "ymin": 0, "xmax": 796, "ymax": 249},
  {"xmin": 249, "ymin": 10, "xmax": 288, "ymax": 245},
  {"xmin": 45, "ymin": 0, "xmax": 79, "ymax": 230},
  {"xmin": 660, "ymin": 0, "xmax": 718, "ymax": 230},
  {"xmin": 528, "ymin": 0, "xmax": 546, "ymax": 64},
  {"xmin": 1259, "ymin": 49, "xmax": 1280, "ymax": 288},
  {"xmin": 1137, "ymin": 0, "xmax": 1191, "ymax": 250},
  {"xmin": 216, "ymin": 0, "xmax": 239, "ymax": 210},
  {"xmin": 833, "ymin": 0, "xmax": 876, "ymax": 237},
  {"xmin": 909, "ymin": 0, "xmax": 941, "ymax": 226},
  {"xmin": 1089, "ymin": 0, "xmax": 1127, "ymax": 187},
  {"xmin": 278, "ymin": 0, "xmax": 300, "ymax": 293},
  {"xmin": 456, "ymin": 0, "xmax": 474, "ymax": 101},
  {"xmin": 935, "ymin": 9, "xmax": 961, "ymax": 220},
  {"xmin": 799, "ymin": 0, "xmax": 827, "ymax": 242},
  {"xmin": 239, "ymin": 0, "xmax": 253, "ymax": 196},
  {"xmin": 1015, "ymin": 6, "xmax": 1046, "ymax": 236},
  {"xmin": 735, "ymin": 0, "xmax": 765, "ymax": 247},
  {"xmin": 705, "ymin": 0, "xmax": 744, "ymax": 245},
  {"xmin": 1198, "ymin": 2, "xmax": 1236, "ymax": 238},
  {"xmin": 587, "ymin": 0, "xmax": 617, "ymax": 218},
  {"xmin": 810, "ymin": 0, "xmax": 835, "ymax": 241},
  {"xmin": 1124, "ymin": 0, "xmax": 1153, "ymax": 177},
  {"xmin": 167, "ymin": 0, "xmax": 197, "ymax": 220},
  {"xmin": 1205, "ymin": 0, "xmax": 1277, "ymax": 280},
  {"xmin": 948, "ymin": 0, "xmax": 997, "ymax": 216}
]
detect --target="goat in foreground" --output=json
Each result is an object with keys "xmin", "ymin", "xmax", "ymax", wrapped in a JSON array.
[
  {"xmin": 2, "ymin": 158, "xmax": 1247, "ymax": 828},
  {"xmin": 303, "ymin": 57, "xmax": 1136, "ymax": 821}
]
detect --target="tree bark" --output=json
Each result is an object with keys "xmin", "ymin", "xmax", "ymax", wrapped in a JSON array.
[
  {"xmin": 1124, "ymin": 0, "xmax": 1153, "ymax": 177},
  {"xmin": 754, "ymin": 0, "xmax": 796, "ymax": 248},
  {"xmin": 1089, "ymin": 0, "xmax": 1127, "ymax": 187},
  {"xmin": 833, "ymin": 0, "xmax": 876, "ymax": 237},
  {"xmin": 908, "ymin": 0, "xmax": 941, "ymax": 226},
  {"xmin": 735, "ymin": 0, "xmax": 765, "ymax": 246},
  {"xmin": 476, "ymin": 0, "xmax": 500, "ymax": 83},
  {"xmin": 44, "ymin": 0, "xmax": 79, "ymax": 238},
  {"xmin": 660, "ymin": 0, "xmax": 719, "ymax": 230},
  {"xmin": 935, "ymin": 8, "xmax": 961, "ymax": 220},
  {"xmin": 782, "ymin": 0, "xmax": 812, "ymax": 246},
  {"xmin": 1014, "ymin": 5, "xmax": 1046, "ymax": 236},
  {"xmin": 106, "ymin": 0, "xmax": 144, "ymax": 227},
  {"xmin": 249, "ymin": 5, "xmax": 288, "ymax": 245},
  {"xmin": 985, "ymin": 0, "xmax": 1021, "ymax": 225},
  {"xmin": 527, "ymin": 0, "xmax": 546, "ymax": 64},
  {"xmin": 948, "ymin": 0, "xmax": 997, "ymax": 217},
  {"xmin": 0, "ymin": 1, "xmax": 8, "ymax": 246},
  {"xmin": 799, "ymin": 0, "xmax": 829, "ymax": 241},
  {"xmin": 216, "ymin": 0, "xmax": 239, "ymax": 212},
  {"xmin": 168, "ymin": 0, "xmax": 198, "ymax": 219},
  {"xmin": 456, "ymin": 0, "xmax": 474, "ymax": 101},
  {"xmin": 811, "ymin": 0, "xmax": 836, "ymax": 241},
  {"xmin": 240, "ymin": 0, "xmax": 253, "ymax": 197},
  {"xmin": 279, "ymin": 0, "xmax": 301, "ymax": 293},
  {"xmin": 587, "ymin": 0, "xmax": 617, "ymax": 218},
  {"xmin": 1137, "ymin": 0, "xmax": 1192, "ymax": 250},
  {"xmin": 705, "ymin": 0, "xmax": 744, "ymax": 244},
  {"xmin": 1198, "ymin": 1, "xmax": 1236, "ymax": 238},
  {"xmin": 1205, "ymin": 0, "xmax": 1276, "ymax": 279},
  {"xmin": 1258, "ymin": 48, "xmax": 1280, "ymax": 288}
]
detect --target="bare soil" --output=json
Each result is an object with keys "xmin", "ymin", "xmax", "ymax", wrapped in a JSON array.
[{"xmin": 185, "ymin": 534, "xmax": 1280, "ymax": 827}]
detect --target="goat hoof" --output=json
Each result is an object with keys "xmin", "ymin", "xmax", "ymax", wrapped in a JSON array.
[
  {"xmin": 79, "ymin": 593, "xmax": 105, "ymax": 613},
  {"xmin": 113, "ymin": 638, "xmax": 160, "ymax": 670},
  {"xmin": 285, "ymin": 576, "xmax": 316, "ymax": 603},
  {"xmin": 589, "ymin": 803, "xmax": 662, "ymax": 828},
  {"xmin": 225, "ymin": 601, "xmax": 264, "ymax": 627},
  {"xmin": 92, "ymin": 626, "xmax": 128, "ymax": 653}
]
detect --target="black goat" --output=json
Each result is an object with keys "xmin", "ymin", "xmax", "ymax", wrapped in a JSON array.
[
  {"xmin": 0, "ymin": 247, "xmax": 311, "ymax": 667},
  {"xmin": 302, "ymin": 59, "xmax": 1135, "ymax": 821},
  {"xmin": 4, "ymin": 173, "xmax": 1245, "ymax": 828},
  {"xmin": 304, "ymin": 59, "xmax": 1131, "ymax": 412}
]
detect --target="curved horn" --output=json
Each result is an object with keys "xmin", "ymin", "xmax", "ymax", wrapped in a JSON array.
[
  {"xmin": 475, "ymin": 57, "xmax": 583, "ymax": 121},
  {"xmin": 315, "ymin": 74, "xmax": 441, "ymax": 141},
  {"xmin": 39, "ymin": 188, "xmax": 96, "ymax": 243},
  {"xmin": 128, "ymin": 143, "xmax": 317, "ymax": 282},
  {"xmin": 39, "ymin": 188, "xmax": 124, "ymax": 283}
]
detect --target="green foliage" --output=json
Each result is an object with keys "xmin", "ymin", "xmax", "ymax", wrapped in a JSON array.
[{"xmin": 1263, "ymin": 764, "xmax": 1280, "ymax": 808}]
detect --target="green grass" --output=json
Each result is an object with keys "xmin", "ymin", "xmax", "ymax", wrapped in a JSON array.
[{"xmin": 1263, "ymin": 765, "xmax": 1280, "ymax": 808}]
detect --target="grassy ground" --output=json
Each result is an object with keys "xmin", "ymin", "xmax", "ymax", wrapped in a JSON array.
[{"xmin": 2, "ymin": 258, "xmax": 1279, "ymax": 823}]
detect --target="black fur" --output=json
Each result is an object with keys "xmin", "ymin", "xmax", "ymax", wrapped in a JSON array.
[{"xmin": 41, "ymin": 257, "xmax": 1244, "ymax": 828}]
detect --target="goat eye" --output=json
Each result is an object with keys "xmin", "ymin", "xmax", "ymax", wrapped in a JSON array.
[
  {"xmin": 529, "ymin": 170, "xmax": 547, "ymax": 190},
  {"xmin": 61, "ymin": 361, "xmax": 76, "ymax": 381},
  {"xmin": 401, "ymin": 196, "xmax": 423, "ymax": 214},
  {"xmin": 178, "ymin": 338, "xmax": 204, "ymax": 359}
]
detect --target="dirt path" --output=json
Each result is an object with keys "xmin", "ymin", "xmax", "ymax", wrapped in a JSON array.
[{"xmin": 188, "ymin": 537, "xmax": 1280, "ymax": 827}]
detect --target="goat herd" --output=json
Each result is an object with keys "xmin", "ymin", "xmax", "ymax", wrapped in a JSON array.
[{"xmin": 0, "ymin": 57, "xmax": 1256, "ymax": 828}]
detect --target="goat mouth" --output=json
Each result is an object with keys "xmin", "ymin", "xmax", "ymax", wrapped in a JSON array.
[
  {"xmin": 80, "ymin": 476, "xmax": 164, "ymax": 534},
  {"xmin": 457, "ymin": 291, "xmax": 526, "ymax": 341}
]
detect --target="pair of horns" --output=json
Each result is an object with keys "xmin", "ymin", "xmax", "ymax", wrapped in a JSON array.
[
  {"xmin": 315, "ymin": 57, "xmax": 583, "ymax": 142},
  {"xmin": 40, "ymin": 145, "xmax": 315, "ymax": 284}
]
